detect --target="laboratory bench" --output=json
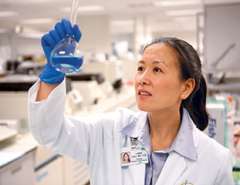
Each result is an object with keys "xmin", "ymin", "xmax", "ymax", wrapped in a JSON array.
[
  {"xmin": 0, "ymin": 132, "xmax": 67, "ymax": 185},
  {"xmin": 0, "ymin": 134, "xmax": 37, "ymax": 185},
  {"xmin": 0, "ymin": 74, "xmax": 37, "ymax": 92}
]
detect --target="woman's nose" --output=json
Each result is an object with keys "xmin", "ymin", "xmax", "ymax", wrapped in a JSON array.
[{"xmin": 138, "ymin": 71, "xmax": 151, "ymax": 85}]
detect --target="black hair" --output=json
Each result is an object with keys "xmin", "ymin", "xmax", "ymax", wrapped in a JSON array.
[{"xmin": 144, "ymin": 37, "xmax": 208, "ymax": 131}]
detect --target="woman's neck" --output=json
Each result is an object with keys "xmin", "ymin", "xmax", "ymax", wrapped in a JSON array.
[{"xmin": 148, "ymin": 107, "xmax": 181, "ymax": 151}]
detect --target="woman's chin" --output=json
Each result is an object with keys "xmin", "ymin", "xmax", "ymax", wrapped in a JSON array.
[{"xmin": 136, "ymin": 104, "xmax": 151, "ymax": 112}]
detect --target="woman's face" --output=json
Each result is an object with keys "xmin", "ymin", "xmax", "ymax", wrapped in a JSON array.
[
  {"xmin": 123, "ymin": 153, "xmax": 129, "ymax": 161},
  {"xmin": 135, "ymin": 43, "xmax": 188, "ymax": 113}
]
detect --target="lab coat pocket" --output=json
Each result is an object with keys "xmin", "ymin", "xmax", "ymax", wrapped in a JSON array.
[
  {"xmin": 121, "ymin": 163, "xmax": 145, "ymax": 185},
  {"xmin": 121, "ymin": 166, "xmax": 135, "ymax": 185}
]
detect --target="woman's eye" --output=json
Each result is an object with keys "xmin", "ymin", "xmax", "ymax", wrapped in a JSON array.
[
  {"xmin": 153, "ymin": 67, "xmax": 162, "ymax": 73},
  {"xmin": 137, "ymin": 66, "xmax": 144, "ymax": 72}
]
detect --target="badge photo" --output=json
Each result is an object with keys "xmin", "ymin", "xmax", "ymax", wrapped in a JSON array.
[{"xmin": 121, "ymin": 151, "xmax": 131, "ymax": 165}]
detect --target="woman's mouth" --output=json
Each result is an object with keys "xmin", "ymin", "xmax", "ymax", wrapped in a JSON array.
[{"xmin": 138, "ymin": 89, "xmax": 152, "ymax": 96}]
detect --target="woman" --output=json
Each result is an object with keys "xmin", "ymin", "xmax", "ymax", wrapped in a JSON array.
[{"xmin": 28, "ymin": 19, "xmax": 234, "ymax": 185}]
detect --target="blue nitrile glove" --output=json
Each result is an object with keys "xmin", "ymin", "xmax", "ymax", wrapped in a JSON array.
[{"xmin": 39, "ymin": 18, "xmax": 82, "ymax": 84}]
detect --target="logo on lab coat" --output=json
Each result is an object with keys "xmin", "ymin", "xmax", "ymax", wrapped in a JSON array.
[{"xmin": 180, "ymin": 180, "xmax": 194, "ymax": 185}]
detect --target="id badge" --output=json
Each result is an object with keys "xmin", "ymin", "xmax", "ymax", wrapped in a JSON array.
[{"xmin": 121, "ymin": 138, "xmax": 148, "ymax": 167}]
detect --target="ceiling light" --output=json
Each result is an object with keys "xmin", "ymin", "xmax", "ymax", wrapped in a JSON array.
[
  {"xmin": 15, "ymin": 25, "xmax": 23, "ymax": 34},
  {"xmin": 0, "ymin": 11, "xmax": 18, "ymax": 17},
  {"xmin": 154, "ymin": 0, "xmax": 202, "ymax": 7},
  {"xmin": 13, "ymin": 0, "xmax": 52, "ymax": 3},
  {"xmin": 174, "ymin": 17, "xmax": 195, "ymax": 22},
  {"xmin": 16, "ymin": 27, "xmax": 44, "ymax": 39},
  {"xmin": 62, "ymin": 5, "xmax": 104, "ymax": 13},
  {"xmin": 19, "ymin": 32, "xmax": 43, "ymax": 39},
  {"xmin": 165, "ymin": 9, "xmax": 203, "ymax": 16},
  {"xmin": 128, "ymin": 2, "xmax": 154, "ymax": 8},
  {"xmin": 21, "ymin": 18, "xmax": 54, "ymax": 24},
  {"xmin": 78, "ymin": 5, "xmax": 104, "ymax": 12}
]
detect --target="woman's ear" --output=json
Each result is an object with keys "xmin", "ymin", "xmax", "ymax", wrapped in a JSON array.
[{"xmin": 180, "ymin": 78, "xmax": 195, "ymax": 100}]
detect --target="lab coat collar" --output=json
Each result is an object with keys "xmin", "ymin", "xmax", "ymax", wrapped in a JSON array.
[
  {"xmin": 155, "ymin": 109, "xmax": 200, "ymax": 185},
  {"xmin": 137, "ymin": 108, "xmax": 198, "ymax": 161},
  {"xmin": 155, "ymin": 109, "xmax": 198, "ymax": 185},
  {"xmin": 170, "ymin": 108, "xmax": 198, "ymax": 161},
  {"xmin": 120, "ymin": 111, "xmax": 148, "ymax": 139},
  {"xmin": 120, "ymin": 109, "xmax": 199, "ymax": 152}
]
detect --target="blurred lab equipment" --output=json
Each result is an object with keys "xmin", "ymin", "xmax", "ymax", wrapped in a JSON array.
[
  {"xmin": 70, "ymin": 80, "xmax": 104, "ymax": 107},
  {"xmin": 65, "ymin": 73, "xmax": 105, "ymax": 113},
  {"xmin": 206, "ymin": 102, "xmax": 226, "ymax": 146},
  {"xmin": 67, "ymin": 90, "xmax": 83, "ymax": 113},
  {"xmin": 83, "ymin": 60, "xmax": 123, "ymax": 85},
  {"xmin": 5, "ymin": 60, "xmax": 20, "ymax": 74},
  {"xmin": 0, "ymin": 74, "xmax": 37, "ymax": 134}
]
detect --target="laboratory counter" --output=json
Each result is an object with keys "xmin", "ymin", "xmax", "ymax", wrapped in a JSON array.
[
  {"xmin": 0, "ymin": 74, "xmax": 37, "ymax": 92},
  {"xmin": 0, "ymin": 134, "xmax": 38, "ymax": 185}
]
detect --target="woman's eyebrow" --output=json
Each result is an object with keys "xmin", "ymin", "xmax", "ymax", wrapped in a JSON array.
[
  {"xmin": 153, "ymin": 60, "xmax": 168, "ymax": 67},
  {"xmin": 138, "ymin": 60, "xmax": 145, "ymax": 64},
  {"xmin": 138, "ymin": 60, "xmax": 168, "ymax": 67}
]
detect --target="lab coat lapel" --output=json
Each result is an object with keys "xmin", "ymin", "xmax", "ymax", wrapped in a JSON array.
[
  {"xmin": 128, "ymin": 163, "xmax": 146, "ymax": 185},
  {"xmin": 156, "ymin": 152, "xmax": 187, "ymax": 185},
  {"xmin": 120, "ymin": 111, "xmax": 148, "ymax": 185},
  {"xmin": 120, "ymin": 135, "xmax": 146, "ymax": 185}
]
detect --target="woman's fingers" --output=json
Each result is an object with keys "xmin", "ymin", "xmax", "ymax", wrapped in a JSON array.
[{"xmin": 72, "ymin": 24, "xmax": 81, "ymax": 42}]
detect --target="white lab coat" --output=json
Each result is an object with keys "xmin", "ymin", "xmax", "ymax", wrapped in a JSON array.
[{"xmin": 28, "ymin": 80, "xmax": 234, "ymax": 185}]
